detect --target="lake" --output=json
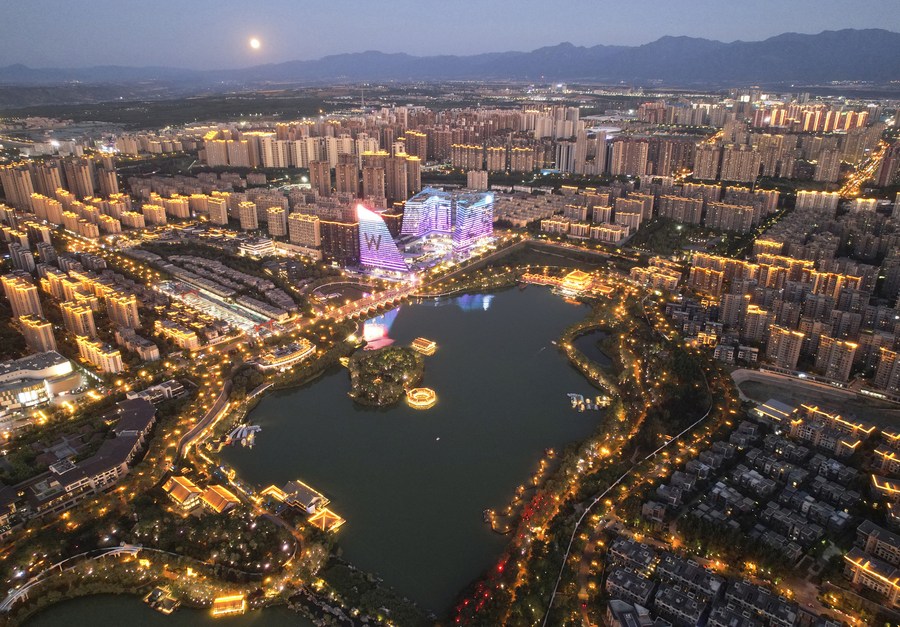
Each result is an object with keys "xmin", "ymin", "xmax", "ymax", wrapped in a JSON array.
[{"xmin": 220, "ymin": 287, "xmax": 606, "ymax": 613}]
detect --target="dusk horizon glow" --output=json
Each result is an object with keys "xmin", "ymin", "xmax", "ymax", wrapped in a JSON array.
[{"xmin": 2, "ymin": 0, "xmax": 900, "ymax": 70}]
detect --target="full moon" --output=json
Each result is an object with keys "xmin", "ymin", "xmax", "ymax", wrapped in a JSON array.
[{"xmin": 249, "ymin": 38, "xmax": 261, "ymax": 50}]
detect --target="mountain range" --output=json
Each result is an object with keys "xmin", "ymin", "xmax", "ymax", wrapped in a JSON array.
[{"xmin": 1, "ymin": 29, "xmax": 899, "ymax": 87}]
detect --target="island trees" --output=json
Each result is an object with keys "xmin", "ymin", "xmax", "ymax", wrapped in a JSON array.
[{"xmin": 347, "ymin": 346, "xmax": 424, "ymax": 407}]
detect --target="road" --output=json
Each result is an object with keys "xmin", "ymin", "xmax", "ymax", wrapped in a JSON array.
[
  {"xmin": 176, "ymin": 379, "xmax": 232, "ymax": 460},
  {"xmin": 840, "ymin": 139, "xmax": 890, "ymax": 198}
]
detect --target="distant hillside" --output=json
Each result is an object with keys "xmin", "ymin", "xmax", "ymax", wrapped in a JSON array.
[{"xmin": 1, "ymin": 29, "xmax": 898, "ymax": 86}]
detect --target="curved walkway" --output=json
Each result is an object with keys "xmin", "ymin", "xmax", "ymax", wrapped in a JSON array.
[
  {"xmin": 0, "ymin": 545, "xmax": 141, "ymax": 612},
  {"xmin": 542, "ymin": 296, "xmax": 713, "ymax": 625}
]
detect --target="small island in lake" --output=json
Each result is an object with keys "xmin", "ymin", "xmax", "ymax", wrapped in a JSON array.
[{"xmin": 348, "ymin": 346, "xmax": 425, "ymax": 407}]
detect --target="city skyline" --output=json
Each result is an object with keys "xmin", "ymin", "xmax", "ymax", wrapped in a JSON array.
[
  {"xmin": 2, "ymin": 6, "xmax": 900, "ymax": 624},
  {"xmin": 2, "ymin": 0, "xmax": 900, "ymax": 70}
]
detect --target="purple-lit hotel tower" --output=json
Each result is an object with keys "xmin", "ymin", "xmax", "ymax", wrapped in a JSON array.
[
  {"xmin": 357, "ymin": 205, "xmax": 408, "ymax": 273},
  {"xmin": 451, "ymin": 190, "xmax": 494, "ymax": 254},
  {"xmin": 402, "ymin": 187, "xmax": 494, "ymax": 255},
  {"xmin": 358, "ymin": 189, "xmax": 494, "ymax": 273}
]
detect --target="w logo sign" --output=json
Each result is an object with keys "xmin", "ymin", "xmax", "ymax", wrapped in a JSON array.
[{"xmin": 364, "ymin": 233, "xmax": 382, "ymax": 251}]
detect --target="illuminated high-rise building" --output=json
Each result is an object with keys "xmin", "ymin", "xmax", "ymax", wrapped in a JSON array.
[
  {"xmin": 404, "ymin": 130, "xmax": 428, "ymax": 160},
  {"xmin": 451, "ymin": 144, "xmax": 483, "ymax": 169},
  {"xmin": 876, "ymin": 142, "xmax": 900, "ymax": 187},
  {"xmin": 385, "ymin": 156, "xmax": 409, "ymax": 203},
  {"xmin": 229, "ymin": 139, "xmax": 252, "ymax": 168},
  {"xmin": 704, "ymin": 202, "xmax": 756, "ymax": 233},
  {"xmin": 309, "ymin": 160, "xmax": 332, "ymax": 197},
  {"xmin": 335, "ymin": 159, "xmax": 359, "ymax": 196},
  {"xmin": 267, "ymin": 206, "xmax": 287, "ymax": 238},
  {"xmin": 120, "ymin": 211, "xmax": 146, "ymax": 229},
  {"xmin": 362, "ymin": 166, "xmax": 386, "ymax": 201},
  {"xmin": 401, "ymin": 188, "xmax": 452, "ymax": 238},
  {"xmin": 19, "ymin": 314, "xmax": 56, "ymax": 353},
  {"xmin": 742, "ymin": 305, "xmax": 773, "ymax": 343},
  {"xmin": 719, "ymin": 293, "xmax": 750, "ymax": 328},
  {"xmin": 693, "ymin": 144, "xmax": 721, "ymax": 180},
  {"xmin": 357, "ymin": 205, "xmax": 408, "ymax": 273},
  {"xmin": 207, "ymin": 196, "xmax": 229, "ymax": 225},
  {"xmin": 0, "ymin": 164, "xmax": 36, "ymax": 209},
  {"xmin": 467, "ymin": 170, "xmax": 489, "ymax": 190},
  {"xmin": 509, "ymin": 147, "xmax": 536, "ymax": 173},
  {"xmin": 452, "ymin": 191, "xmax": 494, "ymax": 255},
  {"xmin": 795, "ymin": 190, "xmax": 840, "ymax": 212},
  {"xmin": 75, "ymin": 335, "xmax": 124, "ymax": 374},
  {"xmin": 401, "ymin": 187, "xmax": 494, "ymax": 255},
  {"xmin": 486, "ymin": 146, "xmax": 507, "ymax": 172},
  {"xmin": 238, "ymin": 201, "xmax": 258, "ymax": 231},
  {"xmin": 2, "ymin": 272, "xmax": 43, "ymax": 319},
  {"xmin": 320, "ymin": 219, "xmax": 359, "ymax": 265},
  {"xmin": 288, "ymin": 212, "xmax": 321, "ymax": 248},
  {"xmin": 405, "ymin": 155, "xmax": 421, "ymax": 197},
  {"xmin": 8, "ymin": 243, "xmax": 36, "ymax": 273},
  {"xmin": 874, "ymin": 348, "xmax": 900, "ymax": 395},
  {"xmin": 61, "ymin": 300, "xmax": 98, "ymax": 338},
  {"xmin": 814, "ymin": 149, "xmax": 843, "ymax": 183},
  {"xmin": 142, "ymin": 204, "xmax": 166, "ymax": 226},
  {"xmin": 719, "ymin": 145, "xmax": 760, "ymax": 183},
  {"xmin": 62, "ymin": 158, "xmax": 96, "ymax": 198},
  {"xmin": 609, "ymin": 138, "xmax": 649, "ymax": 177},
  {"xmin": 31, "ymin": 160, "xmax": 65, "ymax": 197},
  {"xmin": 205, "ymin": 137, "xmax": 229, "ymax": 166},
  {"xmin": 814, "ymin": 336, "xmax": 857, "ymax": 382},
  {"xmin": 658, "ymin": 195, "xmax": 703, "ymax": 224},
  {"xmin": 30, "ymin": 194, "xmax": 63, "ymax": 224},
  {"xmin": 163, "ymin": 195, "xmax": 190, "ymax": 219},
  {"xmin": 106, "ymin": 293, "xmax": 141, "ymax": 328},
  {"xmin": 98, "ymin": 168, "xmax": 119, "ymax": 196},
  {"xmin": 766, "ymin": 325, "xmax": 804, "ymax": 370},
  {"xmin": 556, "ymin": 139, "xmax": 578, "ymax": 174}
]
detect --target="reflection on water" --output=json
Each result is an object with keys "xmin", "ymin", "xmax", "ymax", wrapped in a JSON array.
[
  {"xmin": 456, "ymin": 294, "xmax": 493, "ymax": 312},
  {"xmin": 362, "ymin": 307, "xmax": 399, "ymax": 349},
  {"xmin": 363, "ymin": 295, "xmax": 494, "ymax": 350},
  {"xmin": 420, "ymin": 294, "xmax": 494, "ymax": 312}
]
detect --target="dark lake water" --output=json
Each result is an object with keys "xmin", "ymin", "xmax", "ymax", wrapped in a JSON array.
[
  {"xmin": 572, "ymin": 329, "xmax": 613, "ymax": 369},
  {"xmin": 220, "ymin": 287, "xmax": 606, "ymax": 613}
]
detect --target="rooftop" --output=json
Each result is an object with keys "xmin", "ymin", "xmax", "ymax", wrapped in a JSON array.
[
  {"xmin": 282, "ymin": 479, "xmax": 328, "ymax": 509},
  {"xmin": 0, "ymin": 351, "xmax": 71, "ymax": 381},
  {"xmin": 163, "ymin": 476, "xmax": 202, "ymax": 505},
  {"xmin": 110, "ymin": 398, "xmax": 156, "ymax": 436},
  {"xmin": 201, "ymin": 485, "xmax": 240, "ymax": 513},
  {"xmin": 858, "ymin": 519, "xmax": 900, "ymax": 552},
  {"xmin": 754, "ymin": 398, "xmax": 796, "ymax": 422}
]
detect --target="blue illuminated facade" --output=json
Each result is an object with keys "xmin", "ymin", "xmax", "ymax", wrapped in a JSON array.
[
  {"xmin": 452, "ymin": 191, "xmax": 494, "ymax": 255},
  {"xmin": 401, "ymin": 187, "xmax": 494, "ymax": 256},
  {"xmin": 401, "ymin": 187, "xmax": 451, "ymax": 238},
  {"xmin": 357, "ymin": 204, "xmax": 409, "ymax": 273}
]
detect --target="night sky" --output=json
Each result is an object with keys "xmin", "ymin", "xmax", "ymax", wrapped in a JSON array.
[{"xmin": 3, "ymin": 0, "xmax": 900, "ymax": 69}]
